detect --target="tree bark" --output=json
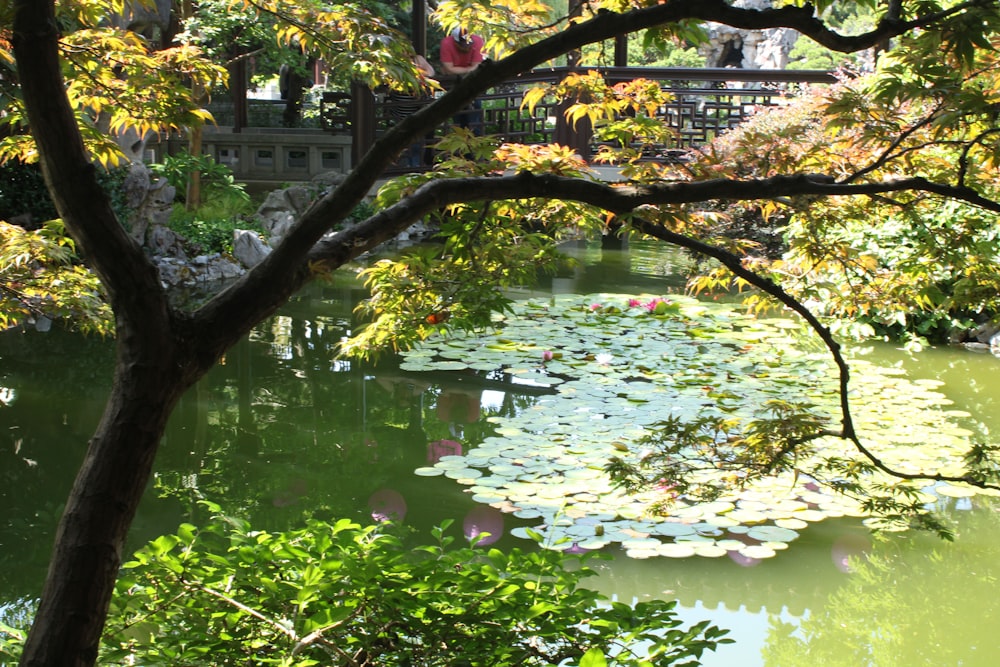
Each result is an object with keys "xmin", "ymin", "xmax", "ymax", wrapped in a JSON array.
[
  {"xmin": 19, "ymin": 358, "xmax": 188, "ymax": 666},
  {"xmin": 12, "ymin": 3, "xmax": 203, "ymax": 664}
]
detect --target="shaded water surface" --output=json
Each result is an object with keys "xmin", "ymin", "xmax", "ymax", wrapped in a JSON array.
[{"xmin": 2, "ymin": 242, "xmax": 999, "ymax": 665}]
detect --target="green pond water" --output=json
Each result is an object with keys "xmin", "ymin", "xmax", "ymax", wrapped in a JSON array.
[{"xmin": 2, "ymin": 241, "xmax": 1000, "ymax": 665}]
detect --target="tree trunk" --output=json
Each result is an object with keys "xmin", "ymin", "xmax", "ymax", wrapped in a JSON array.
[
  {"xmin": 19, "ymin": 356, "xmax": 190, "ymax": 666},
  {"xmin": 12, "ymin": 3, "xmax": 207, "ymax": 664},
  {"xmin": 187, "ymin": 123, "xmax": 203, "ymax": 209}
]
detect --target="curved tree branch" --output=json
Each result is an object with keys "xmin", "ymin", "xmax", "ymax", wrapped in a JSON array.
[
  {"xmin": 304, "ymin": 172, "xmax": 1000, "ymax": 270},
  {"xmin": 303, "ymin": 170, "xmax": 1000, "ymax": 492},
  {"xmin": 199, "ymin": 0, "xmax": 990, "ymax": 341}
]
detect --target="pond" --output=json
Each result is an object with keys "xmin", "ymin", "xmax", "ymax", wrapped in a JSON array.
[{"xmin": 2, "ymin": 240, "xmax": 1000, "ymax": 665}]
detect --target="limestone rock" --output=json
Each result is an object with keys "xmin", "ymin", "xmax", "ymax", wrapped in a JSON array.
[
  {"xmin": 147, "ymin": 224, "xmax": 188, "ymax": 260},
  {"xmin": 254, "ymin": 185, "xmax": 318, "ymax": 245},
  {"xmin": 312, "ymin": 171, "xmax": 348, "ymax": 189},
  {"xmin": 122, "ymin": 162, "xmax": 177, "ymax": 246},
  {"xmin": 697, "ymin": 0, "xmax": 799, "ymax": 70},
  {"xmin": 232, "ymin": 229, "xmax": 272, "ymax": 268}
]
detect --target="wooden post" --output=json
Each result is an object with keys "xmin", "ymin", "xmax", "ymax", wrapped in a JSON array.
[
  {"xmin": 231, "ymin": 57, "xmax": 247, "ymax": 133},
  {"xmin": 615, "ymin": 34, "xmax": 628, "ymax": 67},
  {"xmin": 411, "ymin": 0, "xmax": 427, "ymax": 56},
  {"xmin": 553, "ymin": 69, "xmax": 592, "ymax": 160},
  {"xmin": 350, "ymin": 80, "xmax": 376, "ymax": 168}
]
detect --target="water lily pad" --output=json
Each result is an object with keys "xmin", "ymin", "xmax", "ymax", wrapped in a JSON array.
[
  {"xmin": 444, "ymin": 468, "xmax": 483, "ymax": 480},
  {"xmin": 739, "ymin": 544, "xmax": 777, "ymax": 559},
  {"xmin": 692, "ymin": 543, "xmax": 729, "ymax": 558},
  {"xmin": 509, "ymin": 526, "xmax": 542, "ymax": 541},
  {"xmin": 657, "ymin": 542, "xmax": 698, "ymax": 558},
  {"xmin": 576, "ymin": 538, "xmax": 611, "ymax": 550},
  {"xmin": 472, "ymin": 492, "xmax": 507, "ymax": 504},
  {"xmin": 401, "ymin": 292, "xmax": 986, "ymax": 561},
  {"xmin": 746, "ymin": 526, "xmax": 799, "ymax": 543},
  {"xmin": 413, "ymin": 467, "xmax": 444, "ymax": 476}
]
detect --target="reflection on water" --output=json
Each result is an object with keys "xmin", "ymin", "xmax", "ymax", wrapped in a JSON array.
[{"xmin": 2, "ymin": 242, "xmax": 999, "ymax": 665}]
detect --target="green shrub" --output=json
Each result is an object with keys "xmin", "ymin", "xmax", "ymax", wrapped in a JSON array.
[
  {"xmin": 150, "ymin": 151, "xmax": 250, "ymax": 207},
  {"xmin": 166, "ymin": 201, "xmax": 261, "ymax": 255},
  {"xmin": 149, "ymin": 152, "xmax": 258, "ymax": 254},
  {"xmin": 696, "ymin": 74, "xmax": 1000, "ymax": 343},
  {"xmin": 4, "ymin": 511, "xmax": 731, "ymax": 666},
  {"xmin": 0, "ymin": 161, "xmax": 130, "ymax": 229}
]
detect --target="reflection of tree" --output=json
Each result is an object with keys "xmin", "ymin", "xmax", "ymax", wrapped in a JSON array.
[
  {"xmin": 763, "ymin": 502, "xmax": 1000, "ymax": 667},
  {"xmin": 0, "ymin": 331, "xmax": 112, "ymax": 599},
  {"xmin": 153, "ymin": 293, "xmax": 428, "ymax": 529}
]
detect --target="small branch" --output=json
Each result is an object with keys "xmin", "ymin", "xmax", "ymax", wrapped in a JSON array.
[
  {"xmin": 224, "ymin": 47, "xmax": 266, "ymax": 67},
  {"xmin": 956, "ymin": 127, "xmax": 1000, "ymax": 187},
  {"xmin": 629, "ymin": 215, "xmax": 857, "ymax": 440},
  {"xmin": 195, "ymin": 584, "xmax": 298, "ymax": 642},
  {"xmin": 842, "ymin": 105, "xmax": 946, "ymax": 184}
]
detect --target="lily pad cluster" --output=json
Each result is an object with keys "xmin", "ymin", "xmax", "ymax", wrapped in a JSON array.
[{"xmin": 404, "ymin": 294, "xmax": 985, "ymax": 559}]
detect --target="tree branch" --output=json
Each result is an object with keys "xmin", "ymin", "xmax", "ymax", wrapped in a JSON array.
[
  {"xmin": 305, "ymin": 172, "xmax": 1000, "ymax": 271},
  {"xmin": 201, "ymin": 0, "xmax": 990, "ymax": 338}
]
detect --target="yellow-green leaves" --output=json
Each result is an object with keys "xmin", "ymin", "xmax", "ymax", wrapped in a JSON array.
[
  {"xmin": 0, "ymin": 219, "xmax": 112, "ymax": 335},
  {"xmin": 435, "ymin": 0, "xmax": 562, "ymax": 58},
  {"xmin": 2, "ymin": 17, "xmax": 226, "ymax": 167},
  {"xmin": 522, "ymin": 71, "xmax": 676, "ymax": 167}
]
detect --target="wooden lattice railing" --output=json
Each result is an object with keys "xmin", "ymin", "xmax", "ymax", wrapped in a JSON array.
[{"xmin": 327, "ymin": 66, "xmax": 835, "ymax": 169}]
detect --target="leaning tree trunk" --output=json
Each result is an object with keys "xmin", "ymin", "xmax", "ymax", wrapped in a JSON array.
[
  {"xmin": 19, "ymin": 353, "xmax": 191, "ymax": 665},
  {"xmin": 12, "ymin": 3, "xmax": 208, "ymax": 664}
]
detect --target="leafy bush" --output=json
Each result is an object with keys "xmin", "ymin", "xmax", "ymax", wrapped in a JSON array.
[
  {"xmin": 0, "ymin": 161, "xmax": 58, "ymax": 225},
  {"xmin": 0, "ymin": 219, "xmax": 112, "ymax": 334},
  {"xmin": 13, "ymin": 511, "xmax": 728, "ymax": 666},
  {"xmin": 0, "ymin": 161, "xmax": 131, "ymax": 229},
  {"xmin": 149, "ymin": 151, "xmax": 258, "ymax": 254},
  {"xmin": 166, "ymin": 202, "xmax": 261, "ymax": 255},
  {"xmin": 149, "ymin": 150, "xmax": 250, "ymax": 207},
  {"xmin": 695, "ymin": 56, "xmax": 1000, "ymax": 343}
]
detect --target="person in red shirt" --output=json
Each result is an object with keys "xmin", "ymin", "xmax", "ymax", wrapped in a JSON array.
[
  {"xmin": 440, "ymin": 26, "xmax": 484, "ymax": 76},
  {"xmin": 440, "ymin": 27, "xmax": 485, "ymax": 133}
]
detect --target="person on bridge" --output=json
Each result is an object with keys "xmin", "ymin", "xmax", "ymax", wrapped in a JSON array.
[
  {"xmin": 440, "ymin": 26, "xmax": 485, "ymax": 134},
  {"xmin": 387, "ymin": 50, "xmax": 436, "ymax": 167}
]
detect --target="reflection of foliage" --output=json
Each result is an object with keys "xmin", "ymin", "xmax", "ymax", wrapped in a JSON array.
[
  {"xmin": 152, "ymin": 307, "xmax": 420, "ymax": 528},
  {"xmin": 81, "ymin": 513, "xmax": 729, "ymax": 666},
  {"xmin": 609, "ymin": 400, "xmax": 829, "ymax": 509},
  {"xmin": 763, "ymin": 503, "xmax": 1000, "ymax": 667},
  {"xmin": 0, "ymin": 328, "xmax": 114, "ymax": 599}
]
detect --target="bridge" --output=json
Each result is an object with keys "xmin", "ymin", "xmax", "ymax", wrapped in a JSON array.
[{"xmin": 165, "ymin": 66, "xmax": 834, "ymax": 188}]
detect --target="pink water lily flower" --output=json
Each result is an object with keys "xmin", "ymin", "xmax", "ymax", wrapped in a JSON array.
[{"xmin": 643, "ymin": 297, "xmax": 673, "ymax": 314}]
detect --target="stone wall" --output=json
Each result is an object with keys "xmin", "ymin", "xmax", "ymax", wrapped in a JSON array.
[{"xmin": 697, "ymin": 0, "xmax": 800, "ymax": 69}]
